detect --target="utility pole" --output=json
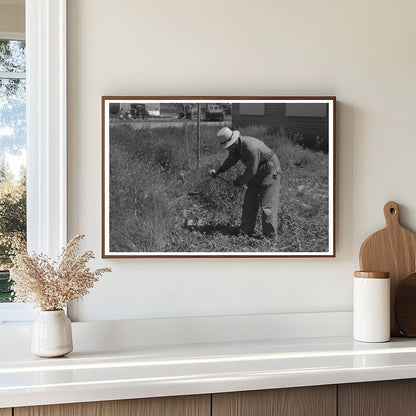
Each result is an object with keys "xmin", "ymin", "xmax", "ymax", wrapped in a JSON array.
[
  {"xmin": 196, "ymin": 104, "xmax": 201, "ymax": 169},
  {"xmin": 185, "ymin": 119, "xmax": 191, "ymax": 170}
]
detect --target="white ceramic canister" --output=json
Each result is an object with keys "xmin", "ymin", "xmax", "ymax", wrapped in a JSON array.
[{"xmin": 353, "ymin": 271, "xmax": 390, "ymax": 343}]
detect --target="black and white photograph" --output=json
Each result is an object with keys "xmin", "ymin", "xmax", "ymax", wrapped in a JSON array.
[{"xmin": 102, "ymin": 97, "xmax": 335, "ymax": 257}]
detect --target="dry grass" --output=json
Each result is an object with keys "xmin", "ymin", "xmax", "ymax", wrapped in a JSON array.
[{"xmin": 109, "ymin": 124, "xmax": 329, "ymax": 253}]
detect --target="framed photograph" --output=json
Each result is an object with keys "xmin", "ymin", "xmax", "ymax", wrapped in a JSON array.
[{"xmin": 102, "ymin": 96, "xmax": 336, "ymax": 258}]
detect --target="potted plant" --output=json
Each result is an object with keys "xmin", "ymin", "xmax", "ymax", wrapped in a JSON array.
[{"xmin": 10, "ymin": 234, "xmax": 111, "ymax": 357}]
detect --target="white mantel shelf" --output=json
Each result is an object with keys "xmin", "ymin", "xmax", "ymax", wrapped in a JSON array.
[{"xmin": 2, "ymin": 335, "xmax": 416, "ymax": 409}]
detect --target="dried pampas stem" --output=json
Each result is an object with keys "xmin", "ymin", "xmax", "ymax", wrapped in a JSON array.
[{"xmin": 10, "ymin": 234, "xmax": 111, "ymax": 311}]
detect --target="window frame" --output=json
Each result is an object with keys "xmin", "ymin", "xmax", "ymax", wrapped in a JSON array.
[{"xmin": 0, "ymin": 0, "xmax": 67, "ymax": 324}]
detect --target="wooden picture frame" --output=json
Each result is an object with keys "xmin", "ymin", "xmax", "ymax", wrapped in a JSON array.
[{"xmin": 102, "ymin": 96, "xmax": 336, "ymax": 258}]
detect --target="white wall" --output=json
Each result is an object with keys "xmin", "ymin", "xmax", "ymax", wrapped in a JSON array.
[
  {"xmin": 67, "ymin": 0, "xmax": 416, "ymax": 322},
  {"xmin": 0, "ymin": 3, "xmax": 24, "ymax": 33}
]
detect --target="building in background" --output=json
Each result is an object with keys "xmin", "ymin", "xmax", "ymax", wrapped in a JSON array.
[
  {"xmin": 232, "ymin": 103, "xmax": 329, "ymax": 151},
  {"xmin": 119, "ymin": 103, "xmax": 160, "ymax": 116}
]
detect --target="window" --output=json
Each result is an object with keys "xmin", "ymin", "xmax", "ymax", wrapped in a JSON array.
[
  {"xmin": 0, "ymin": 0, "xmax": 67, "ymax": 324},
  {"xmin": 0, "ymin": 35, "xmax": 26, "ymax": 306},
  {"xmin": 0, "ymin": 33, "xmax": 34, "ymax": 323}
]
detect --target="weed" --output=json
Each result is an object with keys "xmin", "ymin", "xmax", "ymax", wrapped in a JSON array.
[{"xmin": 109, "ymin": 123, "xmax": 329, "ymax": 253}]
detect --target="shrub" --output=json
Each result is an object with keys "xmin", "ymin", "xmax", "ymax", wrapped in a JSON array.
[{"xmin": 0, "ymin": 165, "xmax": 26, "ymax": 269}]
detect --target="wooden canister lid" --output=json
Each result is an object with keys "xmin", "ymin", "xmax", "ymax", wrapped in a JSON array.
[{"xmin": 354, "ymin": 271, "xmax": 389, "ymax": 279}]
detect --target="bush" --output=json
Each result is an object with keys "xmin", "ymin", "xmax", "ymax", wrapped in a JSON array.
[{"xmin": 0, "ymin": 166, "xmax": 26, "ymax": 268}]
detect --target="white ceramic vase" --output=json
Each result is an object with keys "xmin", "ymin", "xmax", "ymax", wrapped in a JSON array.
[{"xmin": 31, "ymin": 310, "xmax": 73, "ymax": 357}]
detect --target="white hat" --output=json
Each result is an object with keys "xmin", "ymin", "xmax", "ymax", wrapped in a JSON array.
[{"xmin": 217, "ymin": 127, "xmax": 240, "ymax": 149}]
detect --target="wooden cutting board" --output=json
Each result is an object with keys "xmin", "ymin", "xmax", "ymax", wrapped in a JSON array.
[
  {"xmin": 359, "ymin": 201, "xmax": 416, "ymax": 336},
  {"xmin": 395, "ymin": 272, "xmax": 416, "ymax": 337}
]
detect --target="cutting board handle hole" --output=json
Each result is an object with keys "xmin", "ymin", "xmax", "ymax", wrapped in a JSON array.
[{"xmin": 384, "ymin": 201, "xmax": 400, "ymax": 226}]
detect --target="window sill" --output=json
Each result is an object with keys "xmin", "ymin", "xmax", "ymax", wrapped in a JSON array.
[{"xmin": 0, "ymin": 303, "xmax": 36, "ymax": 324}]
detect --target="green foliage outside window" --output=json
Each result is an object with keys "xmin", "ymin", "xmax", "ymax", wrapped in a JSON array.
[
  {"xmin": 0, "ymin": 163, "xmax": 26, "ymax": 302},
  {"xmin": 0, "ymin": 38, "xmax": 27, "ymax": 303}
]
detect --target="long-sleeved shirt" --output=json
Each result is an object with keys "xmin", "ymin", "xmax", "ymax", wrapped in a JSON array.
[{"xmin": 216, "ymin": 136, "xmax": 281, "ymax": 186}]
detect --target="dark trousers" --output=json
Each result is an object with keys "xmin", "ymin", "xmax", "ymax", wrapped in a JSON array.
[{"xmin": 240, "ymin": 174, "xmax": 281, "ymax": 237}]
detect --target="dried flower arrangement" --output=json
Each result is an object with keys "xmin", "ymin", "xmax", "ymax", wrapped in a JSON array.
[{"xmin": 10, "ymin": 234, "xmax": 111, "ymax": 311}]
